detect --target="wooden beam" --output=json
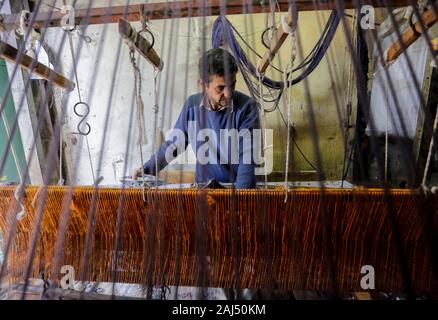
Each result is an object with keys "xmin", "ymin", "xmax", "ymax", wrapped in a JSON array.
[
  {"xmin": 118, "ymin": 18, "xmax": 163, "ymax": 70},
  {"xmin": 0, "ymin": 40, "xmax": 74, "ymax": 90},
  {"xmin": 386, "ymin": 8, "xmax": 438, "ymax": 64},
  {"xmin": 258, "ymin": 6, "xmax": 295, "ymax": 74},
  {"xmin": 0, "ymin": 0, "xmax": 412, "ymax": 30}
]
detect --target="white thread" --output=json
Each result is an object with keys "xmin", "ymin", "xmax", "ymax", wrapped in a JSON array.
[
  {"xmin": 385, "ymin": 82, "xmax": 389, "ymax": 184},
  {"xmin": 1, "ymin": 112, "xmax": 23, "ymax": 184},
  {"xmin": 14, "ymin": 185, "xmax": 25, "ymax": 220},
  {"xmin": 281, "ymin": 14, "xmax": 295, "ymax": 34},
  {"xmin": 422, "ymin": 104, "xmax": 438, "ymax": 187},
  {"xmin": 129, "ymin": 47, "xmax": 147, "ymax": 201},
  {"xmin": 258, "ymin": 73, "xmax": 268, "ymax": 189},
  {"xmin": 152, "ymin": 68, "xmax": 160, "ymax": 191},
  {"xmin": 58, "ymin": 89, "xmax": 67, "ymax": 185},
  {"xmin": 284, "ymin": 30, "xmax": 297, "ymax": 203}
]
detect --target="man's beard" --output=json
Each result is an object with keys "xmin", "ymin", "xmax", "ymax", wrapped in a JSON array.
[{"xmin": 209, "ymin": 97, "xmax": 229, "ymax": 109}]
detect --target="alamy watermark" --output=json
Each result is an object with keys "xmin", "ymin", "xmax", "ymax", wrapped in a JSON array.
[
  {"xmin": 360, "ymin": 5, "xmax": 375, "ymax": 30},
  {"xmin": 360, "ymin": 265, "xmax": 375, "ymax": 290},
  {"xmin": 60, "ymin": 264, "xmax": 75, "ymax": 290},
  {"xmin": 163, "ymin": 121, "xmax": 273, "ymax": 175}
]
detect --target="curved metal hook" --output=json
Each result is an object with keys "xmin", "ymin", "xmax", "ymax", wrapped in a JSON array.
[
  {"xmin": 73, "ymin": 101, "xmax": 91, "ymax": 136},
  {"xmin": 139, "ymin": 28, "xmax": 155, "ymax": 51}
]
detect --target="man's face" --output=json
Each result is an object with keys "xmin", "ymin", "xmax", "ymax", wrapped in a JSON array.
[{"xmin": 201, "ymin": 74, "xmax": 236, "ymax": 110}]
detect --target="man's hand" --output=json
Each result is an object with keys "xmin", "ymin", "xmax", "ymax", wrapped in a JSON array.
[{"xmin": 131, "ymin": 167, "xmax": 143, "ymax": 180}]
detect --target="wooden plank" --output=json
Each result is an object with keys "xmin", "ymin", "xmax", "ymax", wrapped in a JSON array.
[
  {"xmin": 0, "ymin": 40, "xmax": 74, "ymax": 90},
  {"xmin": 118, "ymin": 18, "xmax": 163, "ymax": 70},
  {"xmin": 258, "ymin": 6, "xmax": 294, "ymax": 74},
  {"xmin": 386, "ymin": 8, "xmax": 438, "ymax": 64},
  {"xmin": 0, "ymin": 0, "xmax": 412, "ymax": 30}
]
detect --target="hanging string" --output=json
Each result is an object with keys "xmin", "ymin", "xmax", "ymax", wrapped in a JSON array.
[
  {"xmin": 341, "ymin": 10, "xmax": 357, "ymax": 187},
  {"xmin": 385, "ymin": 81, "xmax": 389, "ymax": 184},
  {"xmin": 129, "ymin": 47, "xmax": 147, "ymax": 202},
  {"xmin": 258, "ymin": 72, "xmax": 268, "ymax": 188},
  {"xmin": 58, "ymin": 89, "xmax": 67, "ymax": 185},
  {"xmin": 422, "ymin": 103, "xmax": 438, "ymax": 187},
  {"xmin": 284, "ymin": 30, "xmax": 297, "ymax": 203},
  {"xmin": 66, "ymin": 29, "xmax": 96, "ymax": 183},
  {"xmin": 13, "ymin": 185, "xmax": 25, "ymax": 220},
  {"xmin": 1, "ymin": 109, "xmax": 26, "ymax": 221},
  {"xmin": 152, "ymin": 68, "xmax": 160, "ymax": 189},
  {"xmin": 269, "ymin": 0, "xmax": 277, "ymax": 38},
  {"xmin": 1, "ymin": 110, "xmax": 23, "ymax": 185}
]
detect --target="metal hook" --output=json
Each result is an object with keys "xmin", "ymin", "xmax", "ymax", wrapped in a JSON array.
[
  {"xmin": 138, "ymin": 4, "xmax": 154, "ymax": 51},
  {"xmin": 73, "ymin": 101, "xmax": 91, "ymax": 136},
  {"xmin": 138, "ymin": 28, "xmax": 155, "ymax": 51}
]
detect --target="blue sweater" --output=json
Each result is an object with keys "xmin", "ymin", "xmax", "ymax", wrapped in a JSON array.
[{"xmin": 143, "ymin": 91, "xmax": 260, "ymax": 188}]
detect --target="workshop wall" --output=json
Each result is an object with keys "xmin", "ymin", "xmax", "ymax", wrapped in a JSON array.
[{"xmin": 44, "ymin": 0, "xmax": 356, "ymax": 185}]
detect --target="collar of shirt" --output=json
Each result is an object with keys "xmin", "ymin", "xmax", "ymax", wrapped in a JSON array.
[{"xmin": 199, "ymin": 94, "xmax": 234, "ymax": 112}]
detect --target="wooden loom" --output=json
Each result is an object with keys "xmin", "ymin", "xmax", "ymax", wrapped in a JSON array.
[
  {"xmin": 0, "ymin": 0, "xmax": 438, "ymax": 299},
  {"xmin": 0, "ymin": 186, "xmax": 437, "ymax": 293}
]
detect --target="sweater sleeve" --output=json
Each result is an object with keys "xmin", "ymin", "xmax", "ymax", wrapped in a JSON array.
[
  {"xmin": 143, "ymin": 100, "xmax": 189, "ymax": 175},
  {"xmin": 235, "ymin": 100, "xmax": 260, "ymax": 189}
]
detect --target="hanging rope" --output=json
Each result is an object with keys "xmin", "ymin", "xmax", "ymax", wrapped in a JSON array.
[
  {"xmin": 284, "ymin": 29, "xmax": 297, "ymax": 203},
  {"xmin": 341, "ymin": 11, "xmax": 357, "ymax": 188},
  {"xmin": 258, "ymin": 72, "xmax": 268, "ymax": 189},
  {"xmin": 58, "ymin": 89, "xmax": 67, "ymax": 185},
  {"xmin": 1, "ymin": 110, "xmax": 23, "ymax": 185},
  {"xmin": 422, "ymin": 103, "xmax": 438, "ymax": 187},
  {"xmin": 129, "ymin": 47, "xmax": 147, "ymax": 201},
  {"xmin": 13, "ymin": 185, "xmax": 25, "ymax": 220},
  {"xmin": 152, "ymin": 68, "xmax": 160, "ymax": 189},
  {"xmin": 385, "ymin": 81, "xmax": 389, "ymax": 184}
]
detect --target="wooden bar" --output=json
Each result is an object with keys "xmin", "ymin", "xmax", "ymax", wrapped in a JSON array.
[
  {"xmin": 0, "ymin": 40, "xmax": 75, "ymax": 90},
  {"xmin": 118, "ymin": 18, "xmax": 163, "ymax": 70},
  {"xmin": 258, "ymin": 6, "xmax": 294, "ymax": 74},
  {"xmin": 386, "ymin": 8, "xmax": 438, "ymax": 64},
  {"xmin": 0, "ymin": 0, "xmax": 412, "ymax": 30}
]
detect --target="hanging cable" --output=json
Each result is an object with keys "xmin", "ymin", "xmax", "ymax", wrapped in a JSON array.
[{"xmin": 211, "ymin": 11, "xmax": 341, "ymax": 114}]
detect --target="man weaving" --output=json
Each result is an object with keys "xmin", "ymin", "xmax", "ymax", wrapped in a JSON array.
[{"xmin": 133, "ymin": 48, "xmax": 260, "ymax": 188}]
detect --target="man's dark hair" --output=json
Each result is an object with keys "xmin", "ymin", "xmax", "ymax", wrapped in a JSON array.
[{"xmin": 199, "ymin": 48, "xmax": 238, "ymax": 84}]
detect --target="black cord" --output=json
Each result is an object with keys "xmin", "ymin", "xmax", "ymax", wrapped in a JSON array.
[
  {"xmin": 261, "ymin": 26, "xmax": 277, "ymax": 49},
  {"xmin": 277, "ymin": 108, "xmax": 319, "ymax": 171}
]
